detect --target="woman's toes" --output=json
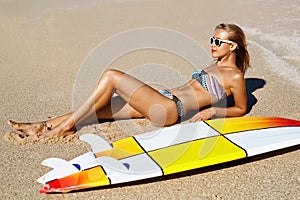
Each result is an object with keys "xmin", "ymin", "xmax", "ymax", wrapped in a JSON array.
[{"xmin": 7, "ymin": 120, "xmax": 19, "ymax": 129}]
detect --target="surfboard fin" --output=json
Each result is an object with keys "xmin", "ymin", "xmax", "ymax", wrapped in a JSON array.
[
  {"xmin": 37, "ymin": 158, "xmax": 80, "ymax": 184},
  {"xmin": 80, "ymin": 133, "xmax": 112, "ymax": 153},
  {"xmin": 96, "ymin": 156, "xmax": 130, "ymax": 171}
]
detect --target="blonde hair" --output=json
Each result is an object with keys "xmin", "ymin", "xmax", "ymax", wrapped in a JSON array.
[{"xmin": 215, "ymin": 23, "xmax": 250, "ymax": 73}]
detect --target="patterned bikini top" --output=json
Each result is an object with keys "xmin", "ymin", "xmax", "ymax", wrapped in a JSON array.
[{"xmin": 192, "ymin": 70, "xmax": 226, "ymax": 101}]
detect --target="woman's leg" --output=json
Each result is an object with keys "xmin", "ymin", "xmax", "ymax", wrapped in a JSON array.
[
  {"xmin": 43, "ymin": 69, "xmax": 179, "ymax": 137},
  {"xmin": 7, "ymin": 95, "xmax": 141, "ymax": 136},
  {"xmin": 7, "ymin": 113, "xmax": 71, "ymax": 137}
]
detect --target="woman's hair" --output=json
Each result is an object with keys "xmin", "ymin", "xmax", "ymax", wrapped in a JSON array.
[{"xmin": 215, "ymin": 23, "xmax": 250, "ymax": 73}]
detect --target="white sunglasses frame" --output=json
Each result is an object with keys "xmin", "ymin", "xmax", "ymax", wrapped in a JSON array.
[{"xmin": 210, "ymin": 37, "xmax": 234, "ymax": 47}]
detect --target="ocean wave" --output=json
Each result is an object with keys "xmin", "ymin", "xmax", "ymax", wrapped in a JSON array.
[{"xmin": 248, "ymin": 39, "xmax": 300, "ymax": 88}]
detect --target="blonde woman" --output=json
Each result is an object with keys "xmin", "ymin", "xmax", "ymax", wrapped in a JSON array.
[{"xmin": 8, "ymin": 23, "xmax": 249, "ymax": 138}]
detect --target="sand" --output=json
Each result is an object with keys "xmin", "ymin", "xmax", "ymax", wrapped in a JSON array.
[{"xmin": 0, "ymin": 0, "xmax": 299, "ymax": 199}]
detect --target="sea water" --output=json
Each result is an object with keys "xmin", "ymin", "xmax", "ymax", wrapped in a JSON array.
[{"xmin": 241, "ymin": 0, "xmax": 300, "ymax": 87}]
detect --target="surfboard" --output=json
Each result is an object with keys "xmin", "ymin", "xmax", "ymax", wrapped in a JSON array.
[{"xmin": 37, "ymin": 116, "xmax": 300, "ymax": 193}]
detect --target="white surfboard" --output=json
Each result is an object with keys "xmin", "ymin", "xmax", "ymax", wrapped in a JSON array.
[{"xmin": 37, "ymin": 116, "xmax": 300, "ymax": 193}]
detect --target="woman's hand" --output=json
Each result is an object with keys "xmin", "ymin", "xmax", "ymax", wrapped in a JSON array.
[{"xmin": 190, "ymin": 107, "xmax": 217, "ymax": 122}]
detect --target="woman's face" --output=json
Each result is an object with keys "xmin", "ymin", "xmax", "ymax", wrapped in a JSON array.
[{"xmin": 210, "ymin": 29, "xmax": 232, "ymax": 59}]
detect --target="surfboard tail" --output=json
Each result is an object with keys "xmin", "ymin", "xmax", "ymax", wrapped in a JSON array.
[{"xmin": 40, "ymin": 166, "xmax": 110, "ymax": 193}]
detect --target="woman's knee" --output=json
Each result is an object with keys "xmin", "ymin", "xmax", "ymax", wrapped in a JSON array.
[{"xmin": 101, "ymin": 69, "xmax": 123, "ymax": 85}]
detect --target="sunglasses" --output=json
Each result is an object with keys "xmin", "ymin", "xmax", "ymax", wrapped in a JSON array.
[{"xmin": 210, "ymin": 37, "xmax": 234, "ymax": 47}]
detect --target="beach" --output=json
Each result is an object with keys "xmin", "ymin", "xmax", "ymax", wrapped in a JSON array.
[{"xmin": 0, "ymin": 0, "xmax": 299, "ymax": 199}]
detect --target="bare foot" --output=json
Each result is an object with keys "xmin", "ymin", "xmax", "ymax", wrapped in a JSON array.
[
  {"xmin": 41, "ymin": 125, "xmax": 76, "ymax": 138},
  {"xmin": 7, "ymin": 120, "xmax": 49, "ymax": 137}
]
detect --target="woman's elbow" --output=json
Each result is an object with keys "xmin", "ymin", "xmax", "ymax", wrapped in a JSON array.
[{"xmin": 237, "ymin": 106, "xmax": 247, "ymax": 117}]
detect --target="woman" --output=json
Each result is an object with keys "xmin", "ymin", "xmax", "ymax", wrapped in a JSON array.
[{"xmin": 7, "ymin": 23, "xmax": 249, "ymax": 138}]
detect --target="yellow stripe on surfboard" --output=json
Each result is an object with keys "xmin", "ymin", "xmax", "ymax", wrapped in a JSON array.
[
  {"xmin": 148, "ymin": 136, "xmax": 246, "ymax": 175},
  {"xmin": 95, "ymin": 137, "xmax": 144, "ymax": 160}
]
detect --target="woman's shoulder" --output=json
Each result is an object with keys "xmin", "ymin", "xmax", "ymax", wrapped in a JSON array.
[
  {"xmin": 218, "ymin": 66, "xmax": 245, "ymax": 90},
  {"xmin": 220, "ymin": 66, "xmax": 243, "ymax": 78}
]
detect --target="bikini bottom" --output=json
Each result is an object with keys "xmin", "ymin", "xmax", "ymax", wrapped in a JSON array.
[{"xmin": 159, "ymin": 89, "xmax": 184, "ymax": 123}]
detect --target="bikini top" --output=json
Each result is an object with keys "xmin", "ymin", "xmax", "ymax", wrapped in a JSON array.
[{"xmin": 192, "ymin": 70, "xmax": 226, "ymax": 101}]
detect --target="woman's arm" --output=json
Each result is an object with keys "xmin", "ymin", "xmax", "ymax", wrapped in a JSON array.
[{"xmin": 190, "ymin": 73, "xmax": 247, "ymax": 122}]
